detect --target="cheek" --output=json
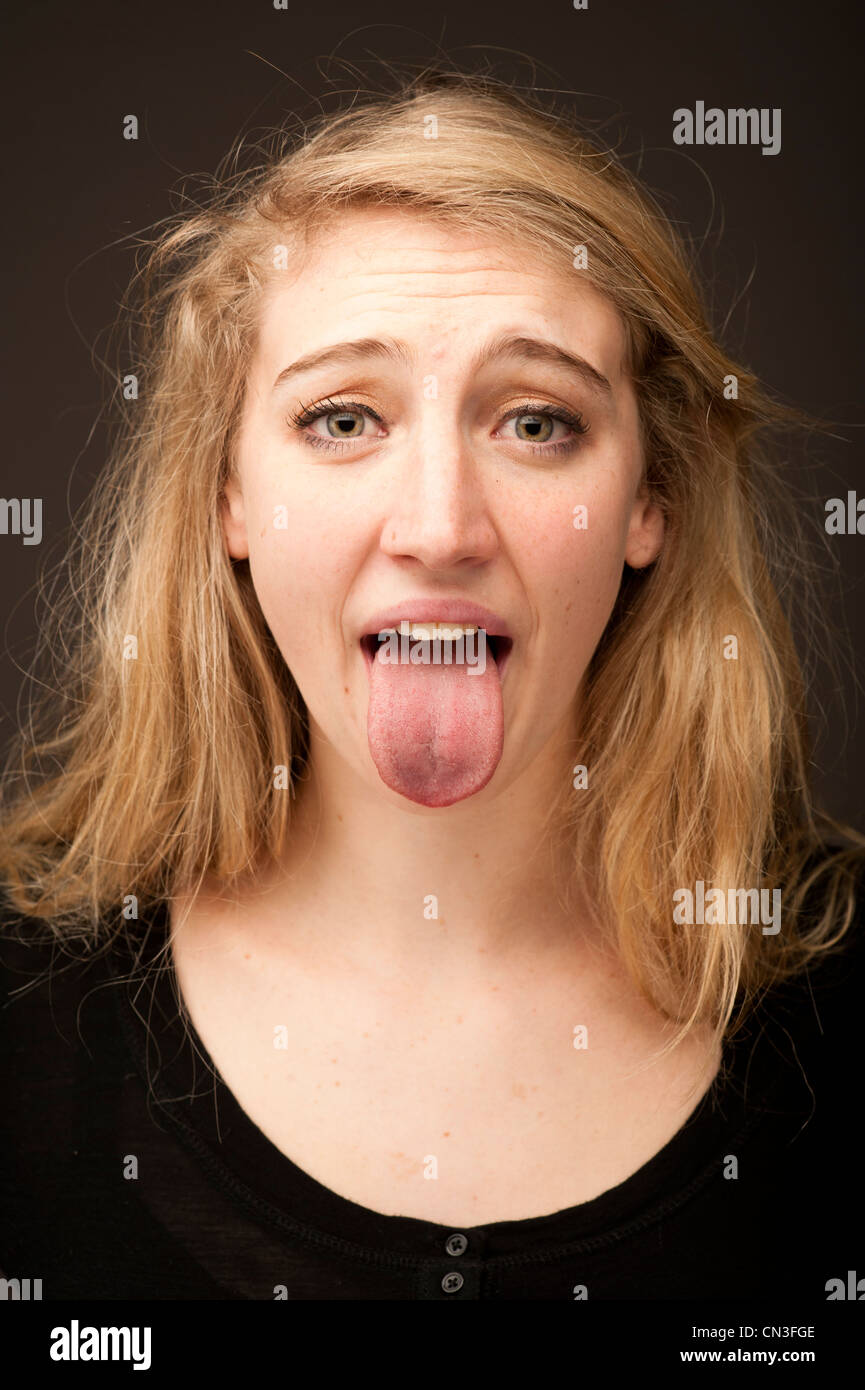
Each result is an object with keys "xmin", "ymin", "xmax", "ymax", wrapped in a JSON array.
[
  {"xmin": 514, "ymin": 471, "xmax": 633, "ymax": 667},
  {"xmin": 242, "ymin": 469, "xmax": 363, "ymax": 656}
]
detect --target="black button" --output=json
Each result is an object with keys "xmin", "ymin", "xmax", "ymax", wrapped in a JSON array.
[
  {"xmin": 441, "ymin": 1271, "xmax": 464, "ymax": 1293},
  {"xmin": 445, "ymin": 1233, "xmax": 468, "ymax": 1256}
]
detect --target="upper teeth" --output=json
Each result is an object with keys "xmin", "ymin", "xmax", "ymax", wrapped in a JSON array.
[{"xmin": 379, "ymin": 622, "xmax": 481, "ymax": 641}]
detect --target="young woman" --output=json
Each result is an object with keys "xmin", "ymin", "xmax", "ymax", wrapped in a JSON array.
[{"xmin": 1, "ymin": 69, "xmax": 862, "ymax": 1301}]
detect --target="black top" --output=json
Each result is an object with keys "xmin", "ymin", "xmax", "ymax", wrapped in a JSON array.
[{"xmin": 0, "ymin": 887, "xmax": 862, "ymax": 1301}]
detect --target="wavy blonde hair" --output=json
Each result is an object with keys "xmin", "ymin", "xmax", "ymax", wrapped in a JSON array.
[{"xmin": 1, "ymin": 65, "xmax": 862, "ymax": 1055}]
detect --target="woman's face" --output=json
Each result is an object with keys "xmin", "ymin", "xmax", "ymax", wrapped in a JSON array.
[{"xmin": 224, "ymin": 208, "xmax": 663, "ymax": 810}]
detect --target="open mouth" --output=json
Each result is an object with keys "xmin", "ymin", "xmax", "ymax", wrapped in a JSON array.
[
  {"xmin": 360, "ymin": 627, "xmax": 513, "ymax": 679},
  {"xmin": 361, "ymin": 613, "xmax": 511, "ymax": 806}
]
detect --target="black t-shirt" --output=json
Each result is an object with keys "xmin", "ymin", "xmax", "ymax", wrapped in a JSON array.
[{"xmin": 0, "ymin": 889, "xmax": 862, "ymax": 1300}]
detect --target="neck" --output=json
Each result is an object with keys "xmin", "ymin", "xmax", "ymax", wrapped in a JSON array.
[{"xmin": 250, "ymin": 714, "xmax": 592, "ymax": 982}]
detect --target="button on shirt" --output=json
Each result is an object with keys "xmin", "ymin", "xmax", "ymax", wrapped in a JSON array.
[{"xmin": 1, "ymin": 892, "xmax": 862, "ymax": 1299}]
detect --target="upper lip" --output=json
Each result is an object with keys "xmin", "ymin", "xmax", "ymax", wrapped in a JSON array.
[{"xmin": 359, "ymin": 599, "xmax": 513, "ymax": 639}]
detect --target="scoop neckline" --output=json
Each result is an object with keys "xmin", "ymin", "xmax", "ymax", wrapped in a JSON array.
[{"xmin": 107, "ymin": 897, "xmax": 783, "ymax": 1261}]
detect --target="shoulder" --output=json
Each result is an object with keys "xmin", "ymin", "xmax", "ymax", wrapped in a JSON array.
[
  {"xmin": 749, "ymin": 848, "xmax": 865, "ymax": 1075},
  {"xmin": 0, "ymin": 886, "xmax": 161, "ymax": 1066},
  {"xmin": 788, "ymin": 846, "xmax": 865, "ymax": 999},
  {"xmin": 0, "ymin": 886, "xmax": 98, "ymax": 992},
  {"xmin": 0, "ymin": 892, "xmax": 106, "ymax": 1076}
]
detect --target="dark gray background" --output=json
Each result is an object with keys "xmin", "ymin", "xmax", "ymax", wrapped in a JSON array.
[{"xmin": 1, "ymin": 0, "xmax": 862, "ymax": 824}]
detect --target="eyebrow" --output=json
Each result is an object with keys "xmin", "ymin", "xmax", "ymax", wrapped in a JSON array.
[{"xmin": 271, "ymin": 332, "xmax": 615, "ymax": 399}]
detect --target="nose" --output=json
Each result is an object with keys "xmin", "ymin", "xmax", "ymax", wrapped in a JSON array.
[{"xmin": 379, "ymin": 409, "xmax": 499, "ymax": 571}]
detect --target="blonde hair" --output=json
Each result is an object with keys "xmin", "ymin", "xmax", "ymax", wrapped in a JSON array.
[{"xmin": 1, "ymin": 65, "xmax": 861, "ymax": 1056}]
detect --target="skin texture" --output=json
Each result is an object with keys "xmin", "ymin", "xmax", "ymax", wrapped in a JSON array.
[
  {"xmin": 217, "ymin": 208, "xmax": 667, "ymax": 961},
  {"xmin": 169, "ymin": 211, "xmax": 719, "ymax": 1225},
  {"xmin": 223, "ymin": 210, "xmax": 662, "ymax": 819}
]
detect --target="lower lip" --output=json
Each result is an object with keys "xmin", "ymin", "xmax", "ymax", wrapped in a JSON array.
[{"xmin": 360, "ymin": 635, "xmax": 512, "ymax": 683}]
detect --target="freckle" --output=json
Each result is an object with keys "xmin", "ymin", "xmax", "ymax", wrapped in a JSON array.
[
  {"xmin": 334, "ymin": 1080, "xmax": 341, "ymax": 1086},
  {"xmin": 536, "ymin": 1111, "xmax": 544, "ymax": 1119},
  {"xmin": 336, "ymin": 813, "xmax": 343, "ymax": 822},
  {"xmin": 443, "ymin": 1131, "xmax": 450, "ymax": 1137},
  {"xmin": 344, "ymin": 686, "xmax": 350, "ymax": 694},
  {"xmin": 565, "ymin": 602, "xmax": 572, "ymax": 613},
  {"xmin": 473, "ymin": 851, "xmax": 480, "ymax": 859},
  {"xmin": 362, "ymin": 1032, "xmax": 370, "ymax": 1038}
]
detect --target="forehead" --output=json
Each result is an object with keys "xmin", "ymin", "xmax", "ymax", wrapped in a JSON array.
[{"xmin": 253, "ymin": 208, "xmax": 630, "ymax": 381}]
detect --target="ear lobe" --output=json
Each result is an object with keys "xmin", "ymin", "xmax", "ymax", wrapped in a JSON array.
[
  {"xmin": 624, "ymin": 495, "xmax": 665, "ymax": 570},
  {"xmin": 221, "ymin": 477, "xmax": 249, "ymax": 560}
]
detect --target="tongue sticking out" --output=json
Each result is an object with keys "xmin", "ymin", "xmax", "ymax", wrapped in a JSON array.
[{"xmin": 367, "ymin": 643, "xmax": 504, "ymax": 807}]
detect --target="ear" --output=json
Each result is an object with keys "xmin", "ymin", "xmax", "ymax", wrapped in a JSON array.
[
  {"xmin": 624, "ymin": 486, "xmax": 665, "ymax": 569},
  {"xmin": 221, "ymin": 474, "xmax": 249, "ymax": 560}
]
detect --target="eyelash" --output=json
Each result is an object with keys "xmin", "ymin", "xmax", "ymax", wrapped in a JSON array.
[{"xmin": 287, "ymin": 396, "xmax": 591, "ymax": 456}]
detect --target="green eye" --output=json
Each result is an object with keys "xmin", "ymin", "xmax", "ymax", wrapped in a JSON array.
[
  {"xmin": 323, "ymin": 410, "xmax": 366, "ymax": 438},
  {"xmin": 513, "ymin": 413, "xmax": 555, "ymax": 443}
]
